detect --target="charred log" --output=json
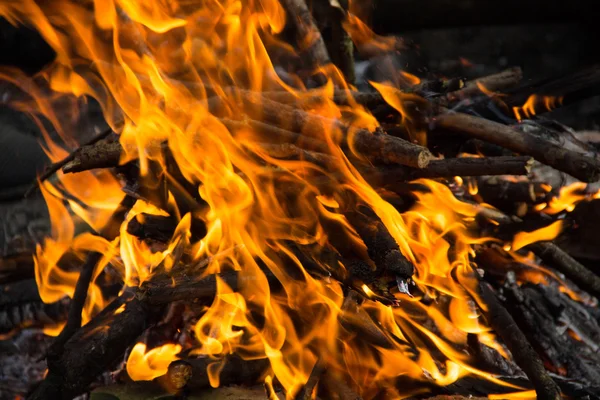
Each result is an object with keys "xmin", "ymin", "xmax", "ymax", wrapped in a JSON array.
[
  {"xmin": 478, "ymin": 280, "xmax": 561, "ymax": 400},
  {"xmin": 433, "ymin": 111, "xmax": 600, "ymax": 182}
]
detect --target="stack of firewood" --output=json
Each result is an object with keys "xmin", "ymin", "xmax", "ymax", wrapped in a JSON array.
[{"xmin": 2, "ymin": 0, "xmax": 600, "ymax": 399}]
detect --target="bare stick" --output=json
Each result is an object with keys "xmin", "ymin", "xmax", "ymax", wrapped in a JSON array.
[
  {"xmin": 433, "ymin": 111, "xmax": 600, "ymax": 182},
  {"xmin": 444, "ymin": 67, "xmax": 523, "ymax": 104},
  {"xmin": 62, "ymin": 140, "xmax": 124, "ymax": 173},
  {"xmin": 24, "ymin": 127, "xmax": 112, "ymax": 196},
  {"xmin": 279, "ymin": 0, "xmax": 331, "ymax": 70},
  {"xmin": 478, "ymin": 281, "xmax": 561, "ymax": 400},
  {"xmin": 234, "ymin": 91, "xmax": 433, "ymax": 168},
  {"xmin": 46, "ymin": 252, "xmax": 103, "ymax": 357},
  {"xmin": 528, "ymin": 242, "xmax": 600, "ymax": 299}
]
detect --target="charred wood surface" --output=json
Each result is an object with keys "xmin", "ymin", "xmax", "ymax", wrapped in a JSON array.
[
  {"xmin": 478, "ymin": 281, "xmax": 561, "ymax": 400},
  {"xmin": 501, "ymin": 281, "xmax": 600, "ymax": 385},
  {"xmin": 434, "ymin": 111, "xmax": 600, "ymax": 182},
  {"xmin": 344, "ymin": 205, "xmax": 413, "ymax": 281},
  {"xmin": 127, "ymin": 213, "xmax": 207, "ymax": 243},
  {"xmin": 28, "ymin": 293, "xmax": 151, "ymax": 400},
  {"xmin": 0, "ymin": 279, "xmax": 68, "ymax": 334},
  {"xmin": 527, "ymin": 242, "xmax": 600, "ymax": 300}
]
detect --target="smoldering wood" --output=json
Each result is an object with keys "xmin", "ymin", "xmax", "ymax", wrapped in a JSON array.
[
  {"xmin": 321, "ymin": 370, "xmax": 364, "ymax": 400},
  {"xmin": 442, "ymin": 67, "xmax": 524, "ymax": 105},
  {"xmin": 28, "ymin": 294, "xmax": 151, "ymax": 400},
  {"xmin": 61, "ymin": 139, "xmax": 123, "ymax": 173},
  {"xmin": 433, "ymin": 111, "xmax": 600, "ymax": 182},
  {"xmin": 500, "ymin": 280, "xmax": 600, "ymax": 385},
  {"xmin": 279, "ymin": 0, "xmax": 331, "ymax": 73},
  {"xmin": 223, "ymin": 118, "xmax": 330, "ymax": 153},
  {"xmin": 24, "ymin": 127, "xmax": 113, "ymax": 197},
  {"xmin": 255, "ymin": 142, "xmax": 336, "ymax": 169},
  {"xmin": 476, "ymin": 178, "xmax": 548, "ymax": 206},
  {"xmin": 295, "ymin": 357, "xmax": 326, "ymax": 400},
  {"xmin": 222, "ymin": 91, "xmax": 434, "ymax": 168},
  {"xmin": 503, "ymin": 64, "xmax": 600, "ymax": 112},
  {"xmin": 0, "ymin": 279, "xmax": 68, "ymax": 334},
  {"xmin": 477, "ymin": 281, "xmax": 561, "ymax": 400},
  {"xmin": 344, "ymin": 205, "xmax": 413, "ymax": 281},
  {"xmin": 527, "ymin": 241, "xmax": 600, "ymax": 299},
  {"xmin": 362, "ymin": 157, "xmax": 533, "ymax": 189},
  {"xmin": 46, "ymin": 252, "xmax": 103, "ymax": 357},
  {"xmin": 181, "ymin": 354, "xmax": 271, "ymax": 390},
  {"xmin": 127, "ymin": 212, "xmax": 207, "ymax": 243}
]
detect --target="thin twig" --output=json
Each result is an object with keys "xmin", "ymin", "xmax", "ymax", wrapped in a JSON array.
[{"xmin": 24, "ymin": 127, "xmax": 113, "ymax": 197}]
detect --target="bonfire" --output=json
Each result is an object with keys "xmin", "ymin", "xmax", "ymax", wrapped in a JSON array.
[{"xmin": 1, "ymin": 0, "xmax": 600, "ymax": 399}]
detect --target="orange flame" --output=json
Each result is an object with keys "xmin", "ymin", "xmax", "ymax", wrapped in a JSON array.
[
  {"xmin": 0, "ymin": 0, "xmax": 575, "ymax": 396},
  {"xmin": 513, "ymin": 94, "xmax": 563, "ymax": 121},
  {"xmin": 126, "ymin": 343, "xmax": 182, "ymax": 381}
]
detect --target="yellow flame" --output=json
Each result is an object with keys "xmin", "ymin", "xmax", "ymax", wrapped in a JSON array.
[
  {"xmin": 513, "ymin": 94, "xmax": 563, "ymax": 121},
  {"xmin": 0, "ymin": 0, "xmax": 567, "ymax": 395},
  {"xmin": 512, "ymin": 221, "xmax": 563, "ymax": 251},
  {"xmin": 126, "ymin": 343, "xmax": 182, "ymax": 381}
]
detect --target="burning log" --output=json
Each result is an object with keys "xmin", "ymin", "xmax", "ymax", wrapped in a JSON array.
[
  {"xmin": 29, "ymin": 292, "xmax": 150, "ymax": 400},
  {"xmin": 182, "ymin": 355, "xmax": 271, "ymax": 391},
  {"xmin": 500, "ymin": 280, "xmax": 600, "ymax": 385},
  {"xmin": 527, "ymin": 242, "xmax": 600, "ymax": 299},
  {"xmin": 228, "ymin": 91, "xmax": 434, "ymax": 168},
  {"xmin": 24, "ymin": 127, "xmax": 114, "ymax": 197},
  {"xmin": 61, "ymin": 139, "xmax": 124, "ymax": 173},
  {"xmin": 442, "ymin": 67, "xmax": 524, "ymax": 104},
  {"xmin": 504, "ymin": 64, "xmax": 600, "ymax": 113},
  {"xmin": 127, "ymin": 213, "xmax": 207, "ymax": 243},
  {"xmin": 364, "ymin": 156, "xmax": 533, "ymax": 188},
  {"xmin": 0, "ymin": 279, "xmax": 68, "ymax": 334},
  {"xmin": 477, "ymin": 280, "xmax": 561, "ymax": 400},
  {"xmin": 344, "ymin": 205, "xmax": 413, "ymax": 283},
  {"xmin": 433, "ymin": 111, "xmax": 600, "ymax": 182},
  {"xmin": 476, "ymin": 177, "xmax": 548, "ymax": 206},
  {"xmin": 279, "ymin": 0, "xmax": 331, "ymax": 73}
]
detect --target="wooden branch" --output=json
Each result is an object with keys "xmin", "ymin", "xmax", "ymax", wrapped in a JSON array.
[
  {"xmin": 62, "ymin": 139, "xmax": 123, "ymax": 173},
  {"xmin": 443, "ymin": 67, "xmax": 524, "ymax": 104},
  {"xmin": 223, "ymin": 118, "xmax": 330, "ymax": 153},
  {"xmin": 127, "ymin": 213, "xmax": 207, "ymax": 243},
  {"xmin": 279, "ymin": 0, "xmax": 331, "ymax": 71},
  {"xmin": 368, "ymin": 156, "xmax": 533, "ymax": 186},
  {"xmin": 24, "ymin": 127, "xmax": 113, "ymax": 197},
  {"xmin": 321, "ymin": 370, "xmax": 363, "ymax": 400},
  {"xmin": 181, "ymin": 355, "xmax": 270, "ymax": 391},
  {"xmin": 478, "ymin": 281, "xmax": 562, "ymax": 400},
  {"xmin": 504, "ymin": 64, "xmax": 600, "ymax": 111},
  {"xmin": 296, "ymin": 358, "xmax": 327, "ymax": 400},
  {"xmin": 527, "ymin": 242, "xmax": 600, "ymax": 299},
  {"xmin": 433, "ymin": 111, "xmax": 600, "ymax": 182},
  {"xmin": 233, "ymin": 91, "xmax": 433, "ymax": 168},
  {"xmin": 254, "ymin": 142, "xmax": 336, "ymax": 169},
  {"xmin": 344, "ymin": 205, "xmax": 413, "ymax": 281},
  {"xmin": 477, "ymin": 177, "xmax": 548, "ymax": 205},
  {"xmin": 28, "ymin": 293, "xmax": 151, "ymax": 400},
  {"xmin": 46, "ymin": 252, "xmax": 103, "ymax": 357}
]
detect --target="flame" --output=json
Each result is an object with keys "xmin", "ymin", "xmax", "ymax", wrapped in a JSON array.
[
  {"xmin": 126, "ymin": 343, "xmax": 182, "ymax": 381},
  {"xmin": 513, "ymin": 94, "xmax": 563, "ymax": 121},
  {"xmin": 542, "ymin": 182, "xmax": 600, "ymax": 215},
  {"xmin": 343, "ymin": 13, "xmax": 402, "ymax": 56},
  {"xmin": 0, "ymin": 0, "xmax": 577, "ymax": 396},
  {"xmin": 511, "ymin": 221, "xmax": 563, "ymax": 251}
]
